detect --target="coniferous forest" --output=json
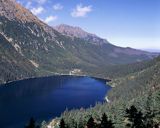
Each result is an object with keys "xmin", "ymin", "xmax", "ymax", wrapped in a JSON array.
[
  {"xmin": 0, "ymin": 0, "xmax": 159, "ymax": 128},
  {"xmin": 25, "ymin": 56, "xmax": 160, "ymax": 128}
]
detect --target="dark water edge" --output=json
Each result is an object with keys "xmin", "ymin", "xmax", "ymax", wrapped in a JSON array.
[
  {"xmin": 0, "ymin": 75, "xmax": 111, "ymax": 128},
  {"xmin": 1, "ymin": 74, "xmax": 111, "ymax": 87}
]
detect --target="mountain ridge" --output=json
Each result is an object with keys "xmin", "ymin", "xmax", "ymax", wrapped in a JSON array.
[
  {"xmin": 54, "ymin": 24, "xmax": 109, "ymax": 45},
  {"xmin": 0, "ymin": 0, "xmax": 158, "ymax": 84},
  {"xmin": 52, "ymin": 55, "xmax": 160, "ymax": 128},
  {"xmin": 54, "ymin": 24, "xmax": 157, "ymax": 57}
]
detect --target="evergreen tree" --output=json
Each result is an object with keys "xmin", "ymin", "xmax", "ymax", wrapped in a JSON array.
[
  {"xmin": 86, "ymin": 116, "xmax": 95, "ymax": 128},
  {"xmin": 59, "ymin": 118, "xmax": 66, "ymax": 128},
  {"xmin": 144, "ymin": 91, "xmax": 155, "ymax": 128},
  {"xmin": 125, "ymin": 105, "xmax": 145, "ymax": 128},
  {"xmin": 100, "ymin": 113, "xmax": 114, "ymax": 128},
  {"xmin": 25, "ymin": 118, "xmax": 37, "ymax": 128}
]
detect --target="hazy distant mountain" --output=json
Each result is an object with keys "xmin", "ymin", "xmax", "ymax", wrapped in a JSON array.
[
  {"xmin": 0, "ymin": 0, "xmax": 158, "ymax": 84},
  {"xmin": 143, "ymin": 49, "xmax": 160, "ymax": 53},
  {"xmin": 55, "ymin": 24, "xmax": 158, "ymax": 59}
]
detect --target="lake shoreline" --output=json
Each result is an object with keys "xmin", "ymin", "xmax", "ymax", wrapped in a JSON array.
[
  {"xmin": 1, "ymin": 74, "xmax": 111, "ymax": 86},
  {"xmin": 0, "ymin": 75, "xmax": 110, "ymax": 128}
]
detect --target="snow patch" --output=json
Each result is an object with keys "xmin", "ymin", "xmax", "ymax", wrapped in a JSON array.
[
  {"xmin": 29, "ymin": 60, "xmax": 39, "ymax": 68},
  {"xmin": 0, "ymin": 32, "xmax": 24, "ymax": 55},
  {"xmin": 44, "ymin": 37, "xmax": 47, "ymax": 42},
  {"xmin": 14, "ymin": 43, "xmax": 20, "ymax": 51},
  {"xmin": 13, "ymin": 43, "xmax": 24, "ymax": 56},
  {"xmin": 55, "ymin": 40, "xmax": 65, "ymax": 49},
  {"xmin": 0, "ymin": 32, "xmax": 13, "ymax": 42},
  {"xmin": 27, "ymin": 26, "xmax": 36, "ymax": 35},
  {"xmin": 44, "ymin": 46, "xmax": 48, "ymax": 51}
]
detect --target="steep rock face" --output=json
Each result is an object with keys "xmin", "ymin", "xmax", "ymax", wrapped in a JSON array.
[
  {"xmin": 0, "ymin": 0, "xmax": 44, "ymax": 25},
  {"xmin": 54, "ymin": 24, "xmax": 108, "ymax": 45},
  {"xmin": 0, "ymin": 0, "xmax": 158, "ymax": 84},
  {"xmin": 55, "ymin": 24, "xmax": 157, "ymax": 59}
]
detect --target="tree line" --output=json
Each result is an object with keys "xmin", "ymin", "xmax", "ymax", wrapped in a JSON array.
[{"xmin": 25, "ymin": 105, "xmax": 159, "ymax": 128}]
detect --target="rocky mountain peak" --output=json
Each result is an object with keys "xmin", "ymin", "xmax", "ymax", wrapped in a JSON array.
[
  {"xmin": 54, "ymin": 24, "xmax": 92, "ymax": 38},
  {"xmin": 0, "ymin": 0, "xmax": 44, "ymax": 25},
  {"xmin": 54, "ymin": 24, "xmax": 109, "ymax": 45}
]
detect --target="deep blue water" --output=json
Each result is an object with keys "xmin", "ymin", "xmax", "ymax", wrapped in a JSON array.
[{"xmin": 0, "ymin": 75, "xmax": 111, "ymax": 128}]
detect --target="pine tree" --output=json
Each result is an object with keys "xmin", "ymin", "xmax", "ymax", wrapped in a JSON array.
[
  {"xmin": 100, "ymin": 113, "xmax": 114, "ymax": 128},
  {"xmin": 125, "ymin": 105, "xmax": 145, "ymax": 128},
  {"xmin": 25, "ymin": 118, "xmax": 36, "ymax": 128},
  {"xmin": 59, "ymin": 118, "xmax": 66, "ymax": 128},
  {"xmin": 144, "ymin": 91, "xmax": 155, "ymax": 127},
  {"xmin": 143, "ymin": 90, "xmax": 160, "ymax": 128},
  {"xmin": 86, "ymin": 116, "xmax": 95, "ymax": 128}
]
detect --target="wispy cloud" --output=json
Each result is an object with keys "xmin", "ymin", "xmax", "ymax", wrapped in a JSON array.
[
  {"xmin": 37, "ymin": 0, "xmax": 47, "ymax": 4},
  {"xmin": 31, "ymin": 6, "xmax": 44, "ymax": 15},
  {"xmin": 53, "ymin": 3, "xmax": 63, "ymax": 10},
  {"xmin": 25, "ymin": 1, "xmax": 32, "ymax": 9},
  {"xmin": 71, "ymin": 4, "xmax": 92, "ymax": 18},
  {"xmin": 44, "ymin": 16, "xmax": 58, "ymax": 23}
]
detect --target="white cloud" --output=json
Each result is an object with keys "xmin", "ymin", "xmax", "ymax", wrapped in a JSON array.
[
  {"xmin": 31, "ymin": 6, "xmax": 44, "ymax": 15},
  {"xmin": 37, "ymin": 0, "xmax": 47, "ymax": 4},
  {"xmin": 53, "ymin": 3, "xmax": 63, "ymax": 10},
  {"xmin": 25, "ymin": 1, "xmax": 32, "ymax": 9},
  {"xmin": 71, "ymin": 4, "xmax": 92, "ymax": 18},
  {"xmin": 44, "ymin": 16, "xmax": 58, "ymax": 23}
]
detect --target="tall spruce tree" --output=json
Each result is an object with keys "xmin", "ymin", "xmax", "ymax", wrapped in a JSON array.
[
  {"xmin": 100, "ymin": 113, "xmax": 114, "ymax": 128},
  {"xmin": 59, "ymin": 118, "xmax": 66, "ymax": 128},
  {"xmin": 144, "ymin": 91, "xmax": 155, "ymax": 127},
  {"xmin": 87, "ymin": 116, "xmax": 95, "ymax": 128},
  {"xmin": 25, "ymin": 118, "xmax": 37, "ymax": 128},
  {"xmin": 125, "ymin": 105, "xmax": 145, "ymax": 128}
]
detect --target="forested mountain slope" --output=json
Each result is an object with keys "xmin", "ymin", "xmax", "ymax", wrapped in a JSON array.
[
  {"xmin": 0, "ymin": 0, "xmax": 158, "ymax": 84},
  {"xmin": 0, "ymin": 32, "xmax": 36, "ymax": 83},
  {"xmin": 47, "ymin": 56, "xmax": 160, "ymax": 128}
]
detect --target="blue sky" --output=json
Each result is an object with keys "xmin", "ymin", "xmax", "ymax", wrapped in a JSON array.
[{"xmin": 17, "ymin": 0, "xmax": 160, "ymax": 50}]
